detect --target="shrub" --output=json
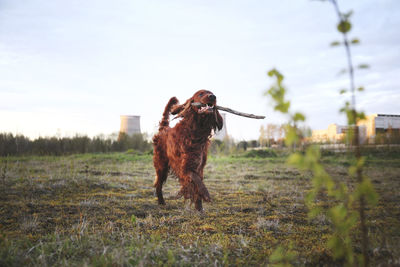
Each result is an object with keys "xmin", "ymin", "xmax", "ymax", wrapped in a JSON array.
[{"xmin": 243, "ymin": 149, "xmax": 277, "ymax": 158}]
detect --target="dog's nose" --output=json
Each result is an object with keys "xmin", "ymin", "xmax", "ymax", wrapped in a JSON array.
[{"xmin": 208, "ymin": 94, "xmax": 216, "ymax": 101}]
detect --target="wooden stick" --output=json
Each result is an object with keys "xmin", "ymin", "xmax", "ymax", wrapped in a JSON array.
[
  {"xmin": 216, "ymin": 105, "xmax": 265, "ymax": 119},
  {"xmin": 192, "ymin": 102, "xmax": 265, "ymax": 119}
]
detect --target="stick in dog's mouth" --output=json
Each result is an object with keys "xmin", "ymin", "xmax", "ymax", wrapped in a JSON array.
[
  {"xmin": 192, "ymin": 102, "xmax": 265, "ymax": 119},
  {"xmin": 196, "ymin": 103, "xmax": 215, "ymax": 114}
]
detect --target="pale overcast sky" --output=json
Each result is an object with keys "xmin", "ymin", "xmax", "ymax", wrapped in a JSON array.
[{"xmin": 0, "ymin": 0, "xmax": 399, "ymax": 140}]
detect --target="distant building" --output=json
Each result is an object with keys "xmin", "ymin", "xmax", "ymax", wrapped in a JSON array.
[
  {"xmin": 120, "ymin": 115, "xmax": 141, "ymax": 136},
  {"xmin": 213, "ymin": 113, "xmax": 227, "ymax": 141},
  {"xmin": 358, "ymin": 114, "xmax": 400, "ymax": 143},
  {"xmin": 310, "ymin": 114, "xmax": 400, "ymax": 144},
  {"xmin": 311, "ymin": 123, "xmax": 347, "ymax": 143}
]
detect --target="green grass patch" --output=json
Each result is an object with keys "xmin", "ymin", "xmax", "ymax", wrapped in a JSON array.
[
  {"xmin": 0, "ymin": 152, "xmax": 399, "ymax": 266},
  {"xmin": 242, "ymin": 149, "xmax": 278, "ymax": 158}
]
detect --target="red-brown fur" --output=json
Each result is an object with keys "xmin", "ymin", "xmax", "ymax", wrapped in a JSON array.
[{"xmin": 152, "ymin": 90, "xmax": 223, "ymax": 211}]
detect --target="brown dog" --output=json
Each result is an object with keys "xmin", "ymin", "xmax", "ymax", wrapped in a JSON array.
[{"xmin": 152, "ymin": 90, "xmax": 223, "ymax": 211}]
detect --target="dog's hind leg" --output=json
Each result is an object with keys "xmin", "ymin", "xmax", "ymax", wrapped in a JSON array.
[
  {"xmin": 154, "ymin": 166, "xmax": 168, "ymax": 205},
  {"xmin": 194, "ymin": 194, "xmax": 203, "ymax": 211}
]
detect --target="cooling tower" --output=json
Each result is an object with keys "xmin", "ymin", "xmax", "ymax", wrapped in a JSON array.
[
  {"xmin": 120, "ymin": 115, "xmax": 141, "ymax": 135},
  {"xmin": 214, "ymin": 113, "xmax": 227, "ymax": 140}
]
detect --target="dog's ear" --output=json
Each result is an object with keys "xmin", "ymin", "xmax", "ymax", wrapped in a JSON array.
[
  {"xmin": 215, "ymin": 109, "xmax": 223, "ymax": 131},
  {"xmin": 172, "ymin": 97, "xmax": 193, "ymax": 118}
]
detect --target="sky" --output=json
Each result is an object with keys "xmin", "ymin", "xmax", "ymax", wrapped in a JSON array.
[{"xmin": 0, "ymin": 0, "xmax": 399, "ymax": 141}]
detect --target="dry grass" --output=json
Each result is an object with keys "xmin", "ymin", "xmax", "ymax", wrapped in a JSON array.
[{"xmin": 0, "ymin": 152, "xmax": 399, "ymax": 266}]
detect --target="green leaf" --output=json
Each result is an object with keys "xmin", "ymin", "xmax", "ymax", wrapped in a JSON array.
[
  {"xmin": 328, "ymin": 235, "xmax": 346, "ymax": 259},
  {"xmin": 346, "ymin": 211, "xmax": 359, "ymax": 229},
  {"xmin": 339, "ymin": 89, "xmax": 347, "ymax": 95},
  {"xmin": 287, "ymin": 153, "xmax": 304, "ymax": 167},
  {"xmin": 351, "ymin": 38, "xmax": 360, "ymax": 44},
  {"xmin": 269, "ymin": 246, "xmax": 285, "ymax": 263},
  {"xmin": 268, "ymin": 68, "xmax": 284, "ymax": 83},
  {"xmin": 347, "ymin": 127, "xmax": 355, "ymax": 141},
  {"xmin": 333, "ymin": 182, "xmax": 349, "ymax": 200},
  {"xmin": 344, "ymin": 107, "xmax": 356, "ymax": 125},
  {"xmin": 356, "ymin": 156, "xmax": 366, "ymax": 169},
  {"xmin": 293, "ymin": 112, "xmax": 306, "ymax": 122},
  {"xmin": 269, "ymin": 244, "xmax": 296, "ymax": 265},
  {"xmin": 349, "ymin": 156, "xmax": 365, "ymax": 177},
  {"xmin": 349, "ymin": 166, "xmax": 357, "ymax": 177},
  {"xmin": 329, "ymin": 204, "xmax": 347, "ymax": 226},
  {"xmin": 357, "ymin": 64, "xmax": 370, "ymax": 69},
  {"xmin": 305, "ymin": 191, "xmax": 316, "ymax": 206},
  {"xmin": 355, "ymin": 177, "xmax": 379, "ymax": 206},
  {"xmin": 275, "ymin": 101, "xmax": 290, "ymax": 113},
  {"xmin": 357, "ymin": 111, "xmax": 366, "ymax": 121},
  {"xmin": 285, "ymin": 126, "xmax": 299, "ymax": 146},
  {"xmin": 337, "ymin": 20, "xmax": 352, "ymax": 33},
  {"xmin": 330, "ymin": 41, "xmax": 341, "ymax": 47},
  {"xmin": 325, "ymin": 178, "xmax": 336, "ymax": 195},
  {"xmin": 305, "ymin": 145, "xmax": 321, "ymax": 162},
  {"xmin": 357, "ymin": 86, "xmax": 364, "ymax": 92},
  {"xmin": 308, "ymin": 206, "xmax": 323, "ymax": 219},
  {"xmin": 267, "ymin": 70, "xmax": 275, "ymax": 77}
]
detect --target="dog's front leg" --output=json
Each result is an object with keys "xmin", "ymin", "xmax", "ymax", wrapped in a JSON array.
[{"xmin": 189, "ymin": 172, "xmax": 211, "ymax": 203}]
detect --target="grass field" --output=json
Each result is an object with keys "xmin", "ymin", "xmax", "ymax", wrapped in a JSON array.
[{"xmin": 1, "ymin": 150, "xmax": 399, "ymax": 266}]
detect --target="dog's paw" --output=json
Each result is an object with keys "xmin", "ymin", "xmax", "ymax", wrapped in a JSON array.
[{"xmin": 200, "ymin": 189, "xmax": 211, "ymax": 202}]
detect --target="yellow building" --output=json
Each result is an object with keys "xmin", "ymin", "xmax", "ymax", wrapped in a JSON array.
[
  {"xmin": 358, "ymin": 114, "xmax": 376, "ymax": 138},
  {"xmin": 311, "ymin": 123, "xmax": 346, "ymax": 143}
]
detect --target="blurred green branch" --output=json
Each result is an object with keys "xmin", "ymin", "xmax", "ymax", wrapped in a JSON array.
[
  {"xmin": 328, "ymin": 1, "xmax": 377, "ymax": 265},
  {"xmin": 265, "ymin": 2, "xmax": 378, "ymax": 265}
]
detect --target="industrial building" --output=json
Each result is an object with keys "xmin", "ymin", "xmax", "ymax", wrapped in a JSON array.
[
  {"xmin": 119, "ymin": 115, "xmax": 141, "ymax": 136},
  {"xmin": 118, "ymin": 113, "xmax": 228, "ymax": 140}
]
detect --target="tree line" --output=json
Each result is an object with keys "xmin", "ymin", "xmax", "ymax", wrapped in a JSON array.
[
  {"xmin": 0, "ymin": 131, "xmax": 267, "ymax": 157},
  {"xmin": 0, "ymin": 132, "xmax": 152, "ymax": 156}
]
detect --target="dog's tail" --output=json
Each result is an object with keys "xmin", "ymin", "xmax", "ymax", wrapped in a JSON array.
[{"xmin": 159, "ymin": 97, "xmax": 179, "ymax": 131}]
